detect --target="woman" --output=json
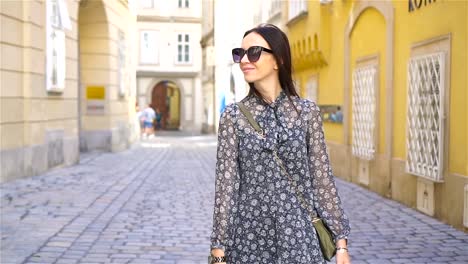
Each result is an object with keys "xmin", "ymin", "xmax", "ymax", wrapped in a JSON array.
[{"xmin": 210, "ymin": 24, "xmax": 351, "ymax": 264}]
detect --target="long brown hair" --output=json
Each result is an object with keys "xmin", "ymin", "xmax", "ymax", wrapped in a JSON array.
[{"xmin": 243, "ymin": 24, "xmax": 299, "ymax": 101}]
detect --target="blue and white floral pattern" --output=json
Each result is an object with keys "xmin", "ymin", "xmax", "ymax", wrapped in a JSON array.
[{"xmin": 211, "ymin": 91, "xmax": 350, "ymax": 264}]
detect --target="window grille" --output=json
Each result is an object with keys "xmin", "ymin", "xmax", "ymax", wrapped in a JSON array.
[
  {"xmin": 406, "ymin": 52, "xmax": 445, "ymax": 181},
  {"xmin": 46, "ymin": 0, "xmax": 71, "ymax": 92},
  {"xmin": 352, "ymin": 65, "xmax": 377, "ymax": 160}
]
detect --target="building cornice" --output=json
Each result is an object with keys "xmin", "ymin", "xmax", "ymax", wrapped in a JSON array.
[
  {"xmin": 137, "ymin": 70, "xmax": 199, "ymax": 78},
  {"xmin": 137, "ymin": 15, "xmax": 202, "ymax": 24},
  {"xmin": 200, "ymin": 29, "xmax": 214, "ymax": 47}
]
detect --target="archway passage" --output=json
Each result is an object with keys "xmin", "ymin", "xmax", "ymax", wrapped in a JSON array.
[{"xmin": 151, "ymin": 81, "xmax": 181, "ymax": 130}]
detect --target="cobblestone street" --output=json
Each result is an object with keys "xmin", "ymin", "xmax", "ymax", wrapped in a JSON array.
[{"xmin": 1, "ymin": 135, "xmax": 467, "ymax": 264}]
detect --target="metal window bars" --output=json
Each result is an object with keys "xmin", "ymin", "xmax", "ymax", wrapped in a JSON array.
[
  {"xmin": 352, "ymin": 65, "xmax": 377, "ymax": 160},
  {"xmin": 406, "ymin": 52, "xmax": 445, "ymax": 182}
]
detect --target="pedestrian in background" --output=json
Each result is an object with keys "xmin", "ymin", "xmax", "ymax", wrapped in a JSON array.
[
  {"xmin": 142, "ymin": 104, "xmax": 156, "ymax": 138},
  {"xmin": 210, "ymin": 24, "xmax": 351, "ymax": 264},
  {"xmin": 155, "ymin": 107, "xmax": 162, "ymax": 130},
  {"xmin": 136, "ymin": 103, "xmax": 144, "ymax": 137}
]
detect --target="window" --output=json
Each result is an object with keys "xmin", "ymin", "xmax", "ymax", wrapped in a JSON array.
[
  {"xmin": 306, "ymin": 75, "xmax": 318, "ymax": 102},
  {"xmin": 288, "ymin": 0, "xmax": 307, "ymax": 21},
  {"xmin": 406, "ymin": 52, "xmax": 445, "ymax": 181},
  {"xmin": 139, "ymin": 0, "xmax": 155, "ymax": 9},
  {"xmin": 178, "ymin": 0, "xmax": 189, "ymax": 8},
  {"xmin": 118, "ymin": 30, "xmax": 126, "ymax": 97},
  {"xmin": 46, "ymin": 0, "xmax": 71, "ymax": 92},
  {"xmin": 140, "ymin": 30, "xmax": 159, "ymax": 64},
  {"xmin": 270, "ymin": 0, "xmax": 281, "ymax": 17},
  {"xmin": 352, "ymin": 65, "xmax": 377, "ymax": 160},
  {"xmin": 176, "ymin": 33, "xmax": 190, "ymax": 64}
]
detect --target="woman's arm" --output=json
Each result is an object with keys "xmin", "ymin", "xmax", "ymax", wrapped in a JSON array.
[
  {"xmin": 210, "ymin": 105, "xmax": 240, "ymax": 262},
  {"xmin": 306, "ymin": 102, "xmax": 351, "ymax": 244}
]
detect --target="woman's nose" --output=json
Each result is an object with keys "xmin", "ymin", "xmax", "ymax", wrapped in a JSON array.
[{"xmin": 240, "ymin": 53, "xmax": 249, "ymax": 63}]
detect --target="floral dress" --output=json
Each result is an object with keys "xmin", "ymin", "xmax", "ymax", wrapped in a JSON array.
[{"xmin": 211, "ymin": 91, "xmax": 350, "ymax": 264}]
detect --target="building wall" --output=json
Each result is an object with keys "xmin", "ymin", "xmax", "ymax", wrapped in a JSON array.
[
  {"xmin": 136, "ymin": 0, "xmax": 203, "ymax": 133},
  {"xmin": 79, "ymin": 0, "xmax": 137, "ymax": 152},
  {"xmin": 201, "ymin": 0, "xmax": 215, "ymax": 133},
  {"xmin": 1, "ymin": 0, "xmax": 80, "ymax": 182},
  {"xmin": 0, "ymin": 0, "xmax": 137, "ymax": 182},
  {"xmin": 286, "ymin": 0, "xmax": 468, "ymax": 231}
]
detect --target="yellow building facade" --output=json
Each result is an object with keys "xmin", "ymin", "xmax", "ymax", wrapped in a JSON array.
[
  {"xmin": 0, "ymin": 0, "xmax": 137, "ymax": 182},
  {"xmin": 287, "ymin": 0, "xmax": 467, "ymax": 231}
]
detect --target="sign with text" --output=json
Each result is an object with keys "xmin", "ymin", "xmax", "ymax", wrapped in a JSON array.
[
  {"xmin": 409, "ymin": 0, "xmax": 436, "ymax": 12},
  {"xmin": 86, "ymin": 86, "xmax": 105, "ymax": 115}
]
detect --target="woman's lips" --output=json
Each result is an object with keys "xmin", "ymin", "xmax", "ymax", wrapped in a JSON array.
[{"xmin": 241, "ymin": 67, "xmax": 255, "ymax": 73}]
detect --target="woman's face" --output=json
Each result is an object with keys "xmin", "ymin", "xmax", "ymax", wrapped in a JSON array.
[{"xmin": 240, "ymin": 32, "xmax": 278, "ymax": 84}]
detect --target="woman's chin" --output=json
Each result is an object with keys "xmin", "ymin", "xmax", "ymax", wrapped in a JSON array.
[{"xmin": 243, "ymin": 76, "xmax": 257, "ymax": 83}]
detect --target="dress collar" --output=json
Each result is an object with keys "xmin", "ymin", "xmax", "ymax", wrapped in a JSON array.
[{"xmin": 253, "ymin": 89, "xmax": 287, "ymax": 108}]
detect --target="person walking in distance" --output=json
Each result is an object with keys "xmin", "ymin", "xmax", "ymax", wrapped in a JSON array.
[
  {"xmin": 209, "ymin": 24, "xmax": 351, "ymax": 264},
  {"xmin": 142, "ymin": 104, "xmax": 156, "ymax": 138}
]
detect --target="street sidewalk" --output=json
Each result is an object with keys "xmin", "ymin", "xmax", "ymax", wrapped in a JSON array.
[{"xmin": 1, "ymin": 135, "xmax": 467, "ymax": 264}]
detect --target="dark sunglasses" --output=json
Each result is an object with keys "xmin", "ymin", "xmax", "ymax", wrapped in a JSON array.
[{"xmin": 232, "ymin": 46, "xmax": 273, "ymax": 63}]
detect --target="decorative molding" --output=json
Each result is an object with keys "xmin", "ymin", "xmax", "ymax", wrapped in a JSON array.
[
  {"xmin": 137, "ymin": 15, "xmax": 202, "ymax": 24},
  {"xmin": 200, "ymin": 29, "xmax": 214, "ymax": 47},
  {"xmin": 344, "ymin": 0, "xmax": 394, "ymax": 157},
  {"xmin": 286, "ymin": 11, "xmax": 308, "ymax": 27},
  {"xmin": 136, "ymin": 71, "xmax": 199, "ymax": 78}
]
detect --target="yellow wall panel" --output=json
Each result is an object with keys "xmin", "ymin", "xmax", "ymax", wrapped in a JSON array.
[
  {"xmin": 0, "ymin": 71, "xmax": 23, "ymax": 97},
  {"xmin": 23, "ymin": 122, "xmax": 45, "ymax": 146},
  {"xmin": 0, "ymin": 1, "xmax": 24, "ymax": 21},
  {"xmin": 23, "ymin": 73, "xmax": 46, "ymax": 99},
  {"xmin": 350, "ymin": 8, "xmax": 386, "ymax": 154},
  {"xmin": 79, "ymin": 39, "xmax": 111, "ymax": 54},
  {"xmin": 44, "ymin": 100, "xmax": 78, "ymax": 121},
  {"xmin": 24, "ymin": 23, "xmax": 45, "ymax": 50},
  {"xmin": 1, "ymin": 44, "xmax": 23, "ymax": 72},
  {"xmin": 82, "ymin": 115, "xmax": 110, "ymax": 130},
  {"xmin": 66, "ymin": 37, "xmax": 79, "ymax": 60},
  {"xmin": 24, "ymin": 99, "xmax": 46, "ymax": 122},
  {"xmin": 392, "ymin": 0, "xmax": 467, "ymax": 175},
  {"xmin": 0, "ymin": 98, "xmax": 24, "ymax": 124},
  {"xmin": 66, "ymin": 58, "xmax": 79, "ymax": 80},
  {"xmin": 0, "ymin": 123, "xmax": 24, "ymax": 149},
  {"xmin": 23, "ymin": 48, "xmax": 45, "ymax": 75},
  {"xmin": 23, "ymin": 0, "xmax": 44, "ymax": 26},
  {"xmin": 1, "ymin": 15, "xmax": 23, "ymax": 45},
  {"xmin": 46, "ymin": 119, "xmax": 78, "ymax": 138},
  {"xmin": 80, "ymin": 54, "xmax": 113, "ymax": 70}
]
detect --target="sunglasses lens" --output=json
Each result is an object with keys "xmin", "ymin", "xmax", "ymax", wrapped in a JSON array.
[
  {"xmin": 247, "ymin": 46, "xmax": 263, "ymax": 62},
  {"xmin": 232, "ymin": 48, "xmax": 243, "ymax": 63}
]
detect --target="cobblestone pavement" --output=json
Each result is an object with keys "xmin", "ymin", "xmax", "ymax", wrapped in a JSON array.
[{"xmin": 1, "ymin": 135, "xmax": 467, "ymax": 264}]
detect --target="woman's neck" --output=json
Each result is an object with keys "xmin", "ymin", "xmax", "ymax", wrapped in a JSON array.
[{"xmin": 254, "ymin": 78, "xmax": 282, "ymax": 103}]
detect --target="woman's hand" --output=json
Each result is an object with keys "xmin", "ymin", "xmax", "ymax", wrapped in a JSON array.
[
  {"xmin": 210, "ymin": 249, "xmax": 226, "ymax": 264},
  {"xmin": 336, "ymin": 250, "xmax": 351, "ymax": 264},
  {"xmin": 335, "ymin": 239, "xmax": 350, "ymax": 264}
]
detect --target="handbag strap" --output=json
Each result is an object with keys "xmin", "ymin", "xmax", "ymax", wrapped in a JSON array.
[
  {"xmin": 238, "ymin": 102, "xmax": 263, "ymax": 134},
  {"xmin": 237, "ymin": 102, "xmax": 318, "ymax": 219}
]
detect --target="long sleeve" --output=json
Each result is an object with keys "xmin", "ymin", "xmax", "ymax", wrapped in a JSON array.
[
  {"xmin": 307, "ymin": 102, "xmax": 350, "ymax": 241},
  {"xmin": 210, "ymin": 105, "xmax": 240, "ymax": 251}
]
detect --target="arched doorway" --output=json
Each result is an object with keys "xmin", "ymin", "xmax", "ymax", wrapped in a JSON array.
[{"xmin": 151, "ymin": 81, "xmax": 181, "ymax": 130}]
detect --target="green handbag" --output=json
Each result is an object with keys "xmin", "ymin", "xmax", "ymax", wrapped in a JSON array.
[
  {"xmin": 238, "ymin": 102, "xmax": 337, "ymax": 261},
  {"xmin": 312, "ymin": 218, "xmax": 336, "ymax": 261}
]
